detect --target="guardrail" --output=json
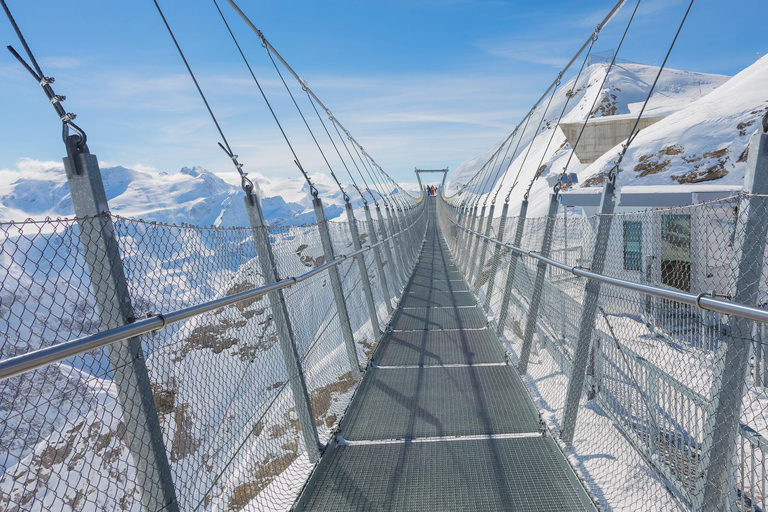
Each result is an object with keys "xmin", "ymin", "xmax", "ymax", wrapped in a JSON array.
[
  {"xmin": 452, "ymin": 221, "xmax": 768, "ymax": 324},
  {"xmin": 0, "ymin": 219, "xmax": 419, "ymax": 383}
]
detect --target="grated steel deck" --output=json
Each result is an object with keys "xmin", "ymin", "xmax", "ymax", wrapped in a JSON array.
[
  {"xmin": 339, "ymin": 365, "xmax": 540, "ymax": 440},
  {"xmin": 373, "ymin": 329, "xmax": 506, "ymax": 366},
  {"xmin": 297, "ymin": 437, "xmax": 596, "ymax": 512},
  {"xmin": 390, "ymin": 306, "xmax": 487, "ymax": 330},
  {"xmin": 295, "ymin": 197, "xmax": 596, "ymax": 511},
  {"xmin": 399, "ymin": 289, "xmax": 477, "ymax": 307}
]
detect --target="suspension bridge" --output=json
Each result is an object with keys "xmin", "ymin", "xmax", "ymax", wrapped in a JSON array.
[{"xmin": 1, "ymin": 0, "xmax": 767, "ymax": 511}]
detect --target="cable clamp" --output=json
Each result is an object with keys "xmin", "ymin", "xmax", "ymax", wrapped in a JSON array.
[
  {"xmin": 60, "ymin": 112, "xmax": 77, "ymax": 123},
  {"xmin": 38, "ymin": 76, "xmax": 55, "ymax": 87},
  {"xmin": 148, "ymin": 312, "xmax": 167, "ymax": 332},
  {"xmin": 49, "ymin": 94, "xmax": 66, "ymax": 105}
]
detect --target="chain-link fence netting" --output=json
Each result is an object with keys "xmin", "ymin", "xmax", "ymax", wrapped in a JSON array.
[
  {"xmin": 439, "ymin": 194, "xmax": 768, "ymax": 512},
  {"xmin": 0, "ymin": 200, "xmax": 427, "ymax": 512}
]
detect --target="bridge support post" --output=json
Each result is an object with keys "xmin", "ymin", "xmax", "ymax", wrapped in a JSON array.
[
  {"xmin": 518, "ymin": 192, "xmax": 560, "ymax": 374},
  {"xmin": 392, "ymin": 208, "xmax": 410, "ymax": 280},
  {"xmin": 496, "ymin": 198, "xmax": 529, "ymax": 338},
  {"xmin": 245, "ymin": 190, "xmax": 322, "ymax": 462},
  {"xmin": 561, "ymin": 173, "xmax": 618, "ymax": 446},
  {"xmin": 462, "ymin": 206, "xmax": 480, "ymax": 275},
  {"xmin": 345, "ymin": 202, "xmax": 382, "ymax": 338},
  {"xmin": 376, "ymin": 204, "xmax": 402, "ymax": 294},
  {"xmin": 697, "ymin": 129, "xmax": 768, "ymax": 511},
  {"xmin": 484, "ymin": 203, "xmax": 509, "ymax": 311},
  {"xmin": 365, "ymin": 205, "xmax": 393, "ymax": 315},
  {"xmin": 474, "ymin": 204, "xmax": 495, "ymax": 289},
  {"xmin": 64, "ymin": 142, "xmax": 179, "ymax": 512},
  {"xmin": 313, "ymin": 197, "xmax": 363, "ymax": 380},
  {"xmin": 453, "ymin": 205, "xmax": 465, "ymax": 259}
]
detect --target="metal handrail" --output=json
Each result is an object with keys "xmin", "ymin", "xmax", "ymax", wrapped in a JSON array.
[
  {"xmin": 0, "ymin": 210, "xmax": 424, "ymax": 382},
  {"xmin": 452, "ymin": 219, "xmax": 768, "ymax": 324}
]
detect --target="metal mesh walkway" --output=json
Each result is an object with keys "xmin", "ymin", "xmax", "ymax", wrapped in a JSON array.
[{"xmin": 296, "ymin": 198, "xmax": 596, "ymax": 511}]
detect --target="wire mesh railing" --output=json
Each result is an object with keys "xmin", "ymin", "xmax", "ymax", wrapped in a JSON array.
[
  {"xmin": 0, "ymin": 201, "xmax": 427, "ymax": 511},
  {"xmin": 438, "ymin": 193, "xmax": 768, "ymax": 512}
]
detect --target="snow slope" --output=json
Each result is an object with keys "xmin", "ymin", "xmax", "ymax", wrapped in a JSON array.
[
  {"xmin": 573, "ymin": 56, "xmax": 768, "ymax": 192},
  {"xmin": 446, "ymin": 62, "xmax": 742, "ymax": 216}
]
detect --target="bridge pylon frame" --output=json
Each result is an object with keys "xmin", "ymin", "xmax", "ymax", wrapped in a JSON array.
[{"xmin": 414, "ymin": 168, "xmax": 449, "ymax": 196}]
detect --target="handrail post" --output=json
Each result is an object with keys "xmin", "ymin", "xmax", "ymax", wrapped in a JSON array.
[
  {"xmin": 313, "ymin": 197, "xmax": 363, "ymax": 380},
  {"xmin": 64, "ymin": 142, "xmax": 179, "ymax": 512},
  {"xmin": 376, "ymin": 204, "xmax": 403, "ymax": 294},
  {"xmin": 485, "ymin": 203, "xmax": 509, "ymax": 311},
  {"xmin": 697, "ymin": 129, "xmax": 768, "ymax": 511},
  {"xmin": 474, "ymin": 204, "xmax": 495, "ymax": 288},
  {"xmin": 463, "ymin": 206, "xmax": 480, "ymax": 274},
  {"xmin": 345, "ymin": 202, "xmax": 382, "ymax": 337},
  {"xmin": 467, "ymin": 205, "xmax": 487, "ymax": 283},
  {"xmin": 365, "ymin": 205, "xmax": 393, "ymax": 315},
  {"xmin": 391, "ymin": 208, "xmax": 409, "ymax": 283},
  {"xmin": 245, "ymin": 190, "xmax": 321, "ymax": 462},
  {"xmin": 401, "ymin": 206, "xmax": 419, "ymax": 269},
  {"xmin": 518, "ymin": 192, "xmax": 560, "ymax": 374},
  {"xmin": 453, "ymin": 205, "xmax": 465, "ymax": 260},
  {"xmin": 497, "ymin": 198, "xmax": 529, "ymax": 337},
  {"xmin": 561, "ymin": 173, "xmax": 618, "ymax": 446}
]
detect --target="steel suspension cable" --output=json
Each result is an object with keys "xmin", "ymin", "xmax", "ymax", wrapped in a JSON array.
[
  {"xmin": 330, "ymin": 121, "xmax": 379, "ymax": 205},
  {"xmin": 502, "ymin": 73, "xmax": 562, "ymax": 201},
  {"xmin": 616, "ymin": 0, "xmax": 695, "ymax": 167},
  {"xmin": 263, "ymin": 43, "xmax": 348, "ymax": 201},
  {"xmin": 449, "ymin": 0, "xmax": 630, "ymax": 202},
  {"xmin": 210, "ymin": 0, "xmax": 317, "ymax": 196},
  {"xmin": 534, "ymin": 35, "xmax": 597, "ymax": 188},
  {"xmin": 489, "ymin": 128, "xmax": 522, "ymax": 204},
  {"xmin": 562, "ymin": 0, "xmax": 643, "ymax": 173},
  {"xmin": 303, "ymin": 89, "xmax": 366, "ymax": 203},
  {"xmin": 224, "ymin": 0, "xmax": 415, "ymax": 202},
  {"xmin": 152, "ymin": 0, "xmax": 254, "ymax": 194}
]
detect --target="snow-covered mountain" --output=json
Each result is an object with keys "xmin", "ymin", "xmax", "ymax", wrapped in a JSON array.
[
  {"xmin": 446, "ymin": 60, "xmax": 768, "ymax": 216},
  {"xmin": 0, "ymin": 161, "xmax": 362, "ymax": 226}
]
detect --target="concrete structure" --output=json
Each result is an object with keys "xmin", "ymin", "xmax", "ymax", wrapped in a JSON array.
[{"xmin": 560, "ymin": 116, "xmax": 666, "ymax": 164}]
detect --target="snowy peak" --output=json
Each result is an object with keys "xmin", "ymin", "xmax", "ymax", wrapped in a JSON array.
[
  {"xmin": 446, "ymin": 60, "xmax": 760, "ymax": 216},
  {"xmin": 574, "ymin": 56, "xmax": 768, "ymax": 191},
  {"xmin": 0, "ymin": 163, "xmax": 357, "ymax": 227}
]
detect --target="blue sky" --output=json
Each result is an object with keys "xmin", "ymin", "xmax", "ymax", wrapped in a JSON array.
[{"xmin": 1, "ymin": 0, "xmax": 766, "ymax": 186}]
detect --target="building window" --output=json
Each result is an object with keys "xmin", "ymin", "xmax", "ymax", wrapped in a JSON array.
[{"xmin": 624, "ymin": 220, "xmax": 642, "ymax": 271}]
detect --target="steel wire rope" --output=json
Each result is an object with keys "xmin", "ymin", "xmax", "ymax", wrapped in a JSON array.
[
  {"xmin": 475, "ymin": 143, "xmax": 506, "ymax": 206},
  {"xmin": 351, "ymin": 139, "xmax": 387, "ymax": 205},
  {"xmin": 303, "ymin": 89, "xmax": 366, "ymax": 203},
  {"xmin": 328, "ymin": 119, "xmax": 377, "ymax": 205},
  {"xmin": 151, "ymin": 2, "xmax": 310, "ymax": 502},
  {"xmin": 448, "ymin": 0, "xmax": 630, "ymax": 203},
  {"xmin": 489, "ymin": 129, "xmax": 523, "ymax": 205},
  {"xmin": 613, "ymin": 0, "xmax": 696, "ymax": 171},
  {"xmin": 152, "ymin": 0, "xmax": 255, "ymax": 194},
  {"xmin": 533, "ymin": 35, "xmax": 598, "ymax": 190},
  {"xmin": 222, "ymin": 0, "xmax": 416, "ymax": 203},
  {"xmin": 561, "ymin": 0, "xmax": 643, "ymax": 174},
  {"xmin": 210, "ymin": 0, "xmax": 318, "ymax": 196},
  {"xmin": 1, "ymin": 0, "xmax": 88, "ymax": 148},
  {"xmin": 483, "ymin": 131, "xmax": 519, "ymax": 206},
  {"xmin": 262, "ymin": 42, "xmax": 348, "ymax": 200},
  {"xmin": 502, "ymin": 74, "xmax": 562, "ymax": 203}
]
